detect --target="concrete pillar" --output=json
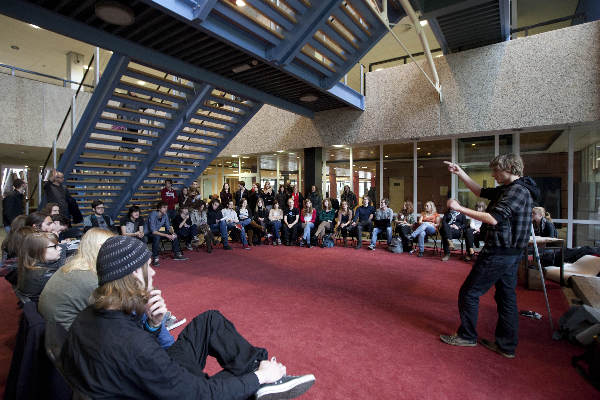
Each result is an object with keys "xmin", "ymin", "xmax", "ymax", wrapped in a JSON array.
[
  {"xmin": 303, "ymin": 147, "xmax": 323, "ymax": 195},
  {"xmin": 66, "ymin": 51, "xmax": 85, "ymax": 90}
]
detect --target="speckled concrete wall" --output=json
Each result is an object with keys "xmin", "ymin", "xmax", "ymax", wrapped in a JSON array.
[
  {"xmin": 223, "ymin": 20, "xmax": 600, "ymax": 155},
  {"xmin": 0, "ymin": 74, "xmax": 91, "ymax": 150}
]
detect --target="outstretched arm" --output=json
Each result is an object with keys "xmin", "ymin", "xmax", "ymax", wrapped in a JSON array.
[
  {"xmin": 444, "ymin": 161, "xmax": 482, "ymax": 197},
  {"xmin": 447, "ymin": 199, "xmax": 497, "ymax": 225}
]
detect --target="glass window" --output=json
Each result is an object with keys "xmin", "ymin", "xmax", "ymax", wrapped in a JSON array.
[
  {"xmin": 352, "ymin": 146, "xmax": 378, "ymax": 204},
  {"xmin": 382, "ymin": 143, "xmax": 413, "ymax": 214},
  {"xmin": 573, "ymin": 130, "xmax": 600, "ymax": 221},
  {"xmin": 416, "ymin": 139, "xmax": 451, "ymax": 214},
  {"xmin": 325, "ymin": 146, "xmax": 351, "ymax": 200}
]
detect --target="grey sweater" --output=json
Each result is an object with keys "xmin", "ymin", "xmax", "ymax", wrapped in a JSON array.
[{"xmin": 38, "ymin": 266, "xmax": 97, "ymax": 331}]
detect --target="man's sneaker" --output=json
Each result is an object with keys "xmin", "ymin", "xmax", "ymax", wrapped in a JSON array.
[
  {"xmin": 152, "ymin": 257, "xmax": 160, "ymax": 267},
  {"xmin": 243, "ymin": 244, "xmax": 251, "ymax": 250},
  {"xmin": 417, "ymin": 252, "xmax": 424, "ymax": 257},
  {"xmin": 186, "ymin": 244, "xmax": 193, "ymax": 251},
  {"xmin": 173, "ymin": 253, "xmax": 188, "ymax": 261},
  {"xmin": 164, "ymin": 312, "xmax": 187, "ymax": 331},
  {"xmin": 255, "ymin": 374, "xmax": 315, "ymax": 400},
  {"xmin": 479, "ymin": 338, "xmax": 515, "ymax": 358},
  {"xmin": 223, "ymin": 244, "xmax": 233, "ymax": 250},
  {"xmin": 441, "ymin": 254, "xmax": 450, "ymax": 261},
  {"xmin": 440, "ymin": 334, "xmax": 477, "ymax": 347},
  {"xmin": 277, "ymin": 239, "xmax": 282, "ymax": 245},
  {"xmin": 368, "ymin": 244, "xmax": 375, "ymax": 250}
]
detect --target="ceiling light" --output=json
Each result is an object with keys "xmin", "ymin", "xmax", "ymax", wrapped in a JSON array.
[
  {"xmin": 417, "ymin": 147, "xmax": 421, "ymax": 150},
  {"xmin": 435, "ymin": 54, "xmax": 443, "ymax": 58},
  {"xmin": 29, "ymin": 24, "xmax": 41, "ymax": 29},
  {"xmin": 242, "ymin": 156, "xmax": 250, "ymax": 159},
  {"xmin": 95, "ymin": 1, "xmax": 135, "ymax": 26},
  {"xmin": 420, "ymin": 20, "xmax": 428, "ymax": 27},
  {"xmin": 231, "ymin": 154, "xmax": 239, "ymax": 157},
  {"xmin": 236, "ymin": 0, "xmax": 246, "ymax": 6},
  {"xmin": 384, "ymin": 155, "xmax": 389, "ymax": 158},
  {"xmin": 361, "ymin": 166, "xmax": 367, "ymax": 169},
  {"xmin": 427, "ymin": 152, "xmax": 431, "ymax": 156},
  {"xmin": 471, "ymin": 143, "xmax": 476, "ymax": 146},
  {"xmin": 375, "ymin": 68, "xmax": 383, "ymax": 71},
  {"xmin": 299, "ymin": 93, "xmax": 319, "ymax": 102},
  {"xmin": 232, "ymin": 63, "xmax": 252, "ymax": 73},
  {"xmin": 332, "ymin": 145, "xmax": 344, "ymax": 148},
  {"xmin": 297, "ymin": 157, "xmax": 300, "ymax": 159},
  {"xmin": 277, "ymin": 150, "xmax": 285, "ymax": 153}
]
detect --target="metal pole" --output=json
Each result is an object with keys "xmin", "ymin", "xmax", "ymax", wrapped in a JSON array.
[
  {"xmin": 494, "ymin": 134, "xmax": 500, "ymax": 156},
  {"xmin": 379, "ymin": 144, "xmax": 384, "ymax": 203},
  {"xmin": 71, "ymin": 94, "xmax": 76, "ymax": 135},
  {"xmin": 567, "ymin": 130, "xmax": 574, "ymax": 248},
  {"xmin": 530, "ymin": 223, "xmax": 555, "ymax": 333},
  {"xmin": 360, "ymin": 64, "xmax": 364, "ymax": 95},
  {"xmin": 511, "ymin": 0, "xmax": 518, "ymax": 39},
  {"xmin": 349, "ymin": 147, "xmax": 353, "ymax": 194},
  {"xmin": 451, "ymin": 138, "xmax": 457, "ymax": 199},
  {"xmin": 344, "ymin": 74, "xmax": 347, "ymax": 85},
  {"xmin": 52, "ymin": 139, "xmax": 57, "ymax": 169},
  {"xmin": 512, "ymin": 133, "xmax": 520, "ymax": 155},
  {"xmin": 413, "ymin": 141, "xmax": 418, "ymax": 219},
  {"xmin": 276, "ymin": 155, "xmax": 280, "ymax": 191},
  {"xmin": 38, "ymin": 171, "xmax": 42, "ymax": 208},
  {"xmin": 94, "ymin": 47, "xmax": 100, "ymax": 87}
]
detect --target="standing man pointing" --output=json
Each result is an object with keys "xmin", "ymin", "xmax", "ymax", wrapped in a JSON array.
[{"xmin": 440, "ymin": 154, "xmax": 539, "ymax": 359}]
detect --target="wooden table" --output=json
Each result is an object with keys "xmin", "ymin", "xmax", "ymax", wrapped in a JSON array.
[{"xmin": 525, "ymin": 237, "xmax": 565, "ymax": 286}]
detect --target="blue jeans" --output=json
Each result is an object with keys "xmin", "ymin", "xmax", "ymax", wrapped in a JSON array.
[
  {"xmin": 271, "ymin": 220, "xmax": 282, "ymax": 240},
  {"xmin": 227, "ymin": 222, "xmax": 248, "ymax": 245},
  {"xmin": 302, "ymin": 222, "xmax": 314, "ymax": 241},
  {"xmin": 210, "ymin": 220, "xmax": 229, "ymax": 246},
  {"xmin": 370, "ymin": 226, "xmax": 392, "ymax": 246},
  {"xmin": 457, "ymin": 250, "xmax": 522, "ymax": 354},
  {"xmin": 177, "ymin": 224, "xmax": 199, "ymax": 245},
  {"xmin": 411, "ymin": 223, "xmax": 436, "ymax": 252},
  {"xmin": 239, "ymin": 218, "xmax": 252, "ymax": 228}
]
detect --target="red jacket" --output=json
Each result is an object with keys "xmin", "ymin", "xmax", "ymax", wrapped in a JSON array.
[{"xmin": 161, "ymin": 188, "xmax": 178, "ymax": 210}]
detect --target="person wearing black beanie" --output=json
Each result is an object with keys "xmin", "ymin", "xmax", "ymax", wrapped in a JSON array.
[{"xmin": 61, "ymin": 236, "xmax": 315, "ymax": 400}]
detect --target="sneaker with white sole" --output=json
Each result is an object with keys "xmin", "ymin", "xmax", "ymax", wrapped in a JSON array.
[
  {"xmin": 164, "ymin": 312, "xmax": 187, "ymax": 331},
  {"xmin": 255, "ymin": 374, "xmax": 315, "ymax": 400}
]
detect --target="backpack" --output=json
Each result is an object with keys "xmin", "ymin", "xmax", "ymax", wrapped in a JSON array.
[
  {"xmin": 556, "ymin": 305, "xmax": 600, "ymax": 345},
  {"xmin": 389, "ymin": 237, "xmax": 403, "ymax": 253},
  {"xmin": 322, "ymin": 234, "xmax": 335, "ymax": 248}
]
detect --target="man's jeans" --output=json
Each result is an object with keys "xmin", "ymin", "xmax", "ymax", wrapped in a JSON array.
[
  {"xmin": 226, "ymin": 222, "xmax": 248, "ymax": 245},
  {"xmin": 149, "ymin": 233, "xmax": 182, "ymax": 257},
  {"xmin": 370, "ymin": 226, "xmax": 392, "ymax": 246},
  {"xmin": 210, "ymin": 220, "xmax": 229, "ymax": 246},
  {"xmin": 457, "ymin": 250, "xmax": 522, "ymax": 354},
  {"xmin": 177, "ymin": 224, "xmax": 199, "ymax": 245}
]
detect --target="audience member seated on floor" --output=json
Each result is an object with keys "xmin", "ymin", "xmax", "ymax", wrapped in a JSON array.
[
  {"xmin": 190, "ymin": 201, "xmax": 215, "ymax": 253},
  {"xmin": 25, "ymin": 211, "xmax": 54, "ymax": 233},
  {"xmin": 3, "ymin": 179, "xmax": 26, "ymax": 233},
  {"xmin": 532, "ymin": 206, "xmax": 557, "ymax": 238},
  {"xmin": 352, "ymin": 196, "xmax": 375, "ymax": 249},
  {"xmin": 300, "ymin": 199, "xmax": 316, "ymax": 248},
  {"xmin": 408, "ymin": 201, "xmax": 441, "ymax": 257},
  {"xmin": 120, "ymin": 205, "xmax": 146, "ymax": 242},
  {"xmin": 83, "ymin": 200, "xmax": 115, "ymax": 233},
  {"xmin": 249, "ymin": 197, "xmax": 269, "ymax": 245},
  {"xmin": 269, "ymin": 201, "xmax": 283, "ymax": 246},
  {"xmin": 161, "ymin": 179, "xmax": 178, "ymax": 221},
  {"xmin": 1, "ymin": 215, "xmax": 27, "ymax": 261},
  {"xmin": 38, "ymin": 228, "xmax": 115, "ymax": 331},
  {"xmin": 440, "ymin": 208, "xmax": 467, "ymax": 261},
  {"xmin": 396, "ymin": 201, "xmax": 416, "ymax": 250},
  {"xmin": 261, "ymin": 181, "xmax": 274, "ymax": 211},
  {"xmin": 275, "ymin": 185, "xmax": 289, "ymax": 213},
  {"xmin": 16, "ymin": 228, "xmax": 66, "ymax": 302},
  {"xmin": 173, "ymin": 206, "xmax": 198, "ymax": 251},
  {"xmin": 60, "ymin": 236, "xmax": 315, "ymax": 400},
  {"xmin": 335, "ymin": 200, "xmax": 354, "ymax": 247},
  {"xmin": 369, "ymin": 198, "xmax": 394, "ymax": 251},
  {"xmin": 223, "ymin": 200, "xmax": 251, "ymax": 250},
  {"xmin": 315, "ymin": 198, "xmax": 335, "ymax": 247},
  {"xmin": 464, "ymin": 201, "xmax": 487, "ymax": 261},
  {"xmin": 283, "ymin": 198, "xmax": 300, "ymax": 246},
  {"xmin": 147, "ymin": 201, "xmax": 187, "ymax": 266},
  {"xmin": 208, "ymin": 199, "xmax": 232, "ymax": 251},
  {"xmin": 44, "ymin": 202, "xmax": 60, "ymax": 216},
  {"xmin": 220, "ymin": 182, "xmax": 233, "ymax": 210}
]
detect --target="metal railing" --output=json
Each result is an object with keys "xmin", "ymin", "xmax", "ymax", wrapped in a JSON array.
[{"xmin": 0, "ymin": 63, "xmax": 95, "ymax": 89}]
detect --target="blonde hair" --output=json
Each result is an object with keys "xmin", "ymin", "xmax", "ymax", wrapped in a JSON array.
[
  {"xmin": 533, "ymin": 206, "xmax": 552, "ymax": 222},
  {"xmin": 423, "ymin": 201, "xmax": 437, "ymax": 215},
  {"xmin": 92, "ymin": 262, "xmax": 149, "ymax": 315},
  {"xmin": 62, "ymin": 228, "xmax": 115, "ymax": 274}
]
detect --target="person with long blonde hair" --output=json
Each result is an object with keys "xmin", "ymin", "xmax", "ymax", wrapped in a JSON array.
[
  {"xmin": 60, "ymin": 236, "xmax": 315, "ymax": 399},
  {"xmin": 532, "ymin": 206, "xmax": 557, "ymax": 238},
  {"xmin": 407, "ymin": 201, "xmax": 440, "ymax": 257},
  {"xmin": 39, "ymin": 228, "xmax": 115, "ymax": 330},
  {"xmin": 300, "ymin": 198, "xmax": 316, "ymax": 248},
  {"xmin": 334, "ymin": 200, "xmax": 353, "ymax": 247}
]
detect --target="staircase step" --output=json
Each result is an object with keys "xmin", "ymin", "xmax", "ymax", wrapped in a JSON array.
[
  {"xmin": 74, "ymin": 163, "xmax": 137, "ymax": 171},
  {"xmin": 105, "ymin": 104, "xmax": 172, "ymax": 123},
  {"xmin": 193, "ymin": 113, "xmax": 237, "ymax": 128},
  {"xmin": 78, "ymin": 154, "xmax": 142, "ymax": 163},
  {"xmin": 93, "ymin": 126, "xmax": 160, "ymax": 141},
  {"xmin": 181, "ymin": 126, "xmax": 226, "ymax": 139},
  {"xmin": 117, "ymin": 79, "xmax": 187, "ymax": 102},
  {"xmin": 208, "ymin": 95, "xmax": 252, "ymax": 111},
  {"xmin": 83, "ymin": 145, "xmax": 149, "ymax": 156},
  {"xmin": 112, "ymin": 92, "xmax": 177, "ymax": 113},
  {"xmin": 125, "ymin": 67, "xmax": 194, "ymax": 94},
  {"xmin": 87, "ymin": 136, "xmax": 153, "ymax": 148},
  {"xmin": 185, "ymin": 120, "xmax": 230, "ymax": 133},
  {"xmin": 198, "ymin": 104, "xmax": 245, "ymax": 119},
  {"xmin": 98, "ymin": 115, "xmax": 166, "ymax": 131},
  {"xmin": 70, "ymin": 171, "xmax": 132, "ymax": 177}
]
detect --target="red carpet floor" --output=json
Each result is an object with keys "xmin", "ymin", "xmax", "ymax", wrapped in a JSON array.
[{"xmin": 1, "ymin": 243, "xmax": 596, "ymax": 399}]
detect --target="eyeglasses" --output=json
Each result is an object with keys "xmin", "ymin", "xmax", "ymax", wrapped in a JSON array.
[{"xmin": 47, "ymin": 244, "xmax": 59, "ymax": 250}]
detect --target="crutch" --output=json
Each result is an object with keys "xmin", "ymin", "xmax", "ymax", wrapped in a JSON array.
[{"xmin": 529, "ymin": 223, "xmax": 555, "ymax": 333}]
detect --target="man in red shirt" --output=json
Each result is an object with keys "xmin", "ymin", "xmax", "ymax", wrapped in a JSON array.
[{"xmin": 160, "ymin": 179, "xmax": 178, "ymax": 221}]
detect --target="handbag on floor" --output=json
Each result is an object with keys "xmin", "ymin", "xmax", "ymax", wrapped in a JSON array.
[
  {"xmin": 388, "ymin": 237, "xmax": 403, "ymax": 253},
  {"xmin": 322, "ymin": 234, "xmax": 335, "ymax": 248}
]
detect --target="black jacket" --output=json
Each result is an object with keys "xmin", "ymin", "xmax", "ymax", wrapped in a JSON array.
[
  {"xmin": 260, "ymin": 190, "xmax": 274, "ymax": 206},
  {"xmin": 442, "ymin": 211, "xmax": 467, "ymax": 230},
  {"xmin": 235, "ymin": 188, "xmax": 249, "ymax": 207},
  {"xmin": 61, "ymin": 307, "xmax": 260, "ymax": 400},
  {"xmin": 275, "ymin": 190, "xmax": 289, "ymax": 209},
  {"xmin": 534, "ymin": 217, "xmax": 557, "ymax": 238},
  {"xmin": 2, "ymin": 189, "xmax": 24, "ymax": 227},
  {"xmin": 207, "ymin": 208, "xmax": 223, "ymax": 226}
]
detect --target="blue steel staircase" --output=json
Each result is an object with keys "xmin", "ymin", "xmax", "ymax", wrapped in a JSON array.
[{"xmin": 59, "ymin": 54, "xmax": 262, "ymax": 220}]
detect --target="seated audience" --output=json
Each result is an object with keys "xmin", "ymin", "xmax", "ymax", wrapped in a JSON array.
[
  {"xmin": 25, "ymin": 211, "xmax": 54, "ymax": 232},
  {"xmin": 464, "ymin": 201, "xmax": 487, "ymax": 261},
  {"xmin": 16, "ymin": 228, "xmax": 66, "ymax": 302},
  {"xmin": 238, "ymin": 199, "xmax": 253, "ymax": 229},
  {"xmin": 120, "ymin": 205, "xmax": 146, "ymax": 241},
  {"xmin": 408, "ymin": 201, "xmax": 440, "ymax": 257},
  {"xmin": 300, "ymin": 199, "xmax": 316, "ymax": 248},
  {"xmin": 315, "ymin": 198, "xmax": 336, "ymax": 247},
  {"xmin": 207, "ymin": 199, "xmax": 232, "ymax": 251},
  {"xmin": 83, "ymin": 200, "xmax": 115, "ymax": 233},
  {"xmin": 44, "ymin": 202, "xmax": 61, "ymax": 216},
  {"xmin": 60, "ymin": 236, "xmax": 315, "ymax": 400},
  {"xmin": 440, "ymin": 208, "xmax": 467, "ymax": 261},
  {"xmin": 283, "ymin": 198, "xmax": 300, "ymax": 246},
  {"xmin": 173, "ymin": 206, "xmax": 198, "ymax": 251},
  {"xmin": 369, "ymin": 198, "xmax": 394, "ymax": 251},
  {"xmin": 532, "ymin": 206, "xmax": 557, "ymax": 238},
  {"xmin": 147, "ymin": 201, "xmax": 187, "ymax": 266},
  {"xmin": 222, "ymin": 200, "xmax": 250, "ymax": 250},
  {"xmin": 334, "ymin": 201, "xmax": 353, "ymax": 247},
  {"xmin": 250, "ymin": 197, "xmax": 269, "ymax": 245},
  {"xmin": 51, "ymin": 214, "xmax": 72, "ymax": 241},
  {"xmin": 352, "ymin": 196, "xmax": 375, "ymax": 249},
  {"xmin": 268, "ymin": 201, "xmax": 283, "ymax": 245},
  {"xmin": 190, "ymin": 201, "xmax": 215, "ymax": 253},
  {"xmin": 38, "ymin": 228, "xmax": 115, "ymax": 330},
  {"xmin": 396, "ymin": 201, "xmax": 416, "ymax": 250},
  {"xmin": 2, "ymin": 215, "xmax": 27, "ymax": 260}
]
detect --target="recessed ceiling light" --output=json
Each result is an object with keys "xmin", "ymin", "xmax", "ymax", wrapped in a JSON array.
[
  {"xmin": 277, "ymin": 150, "xmax": 284, "ymax": 153},
  {"xmin": 427, "ymin": 152, "xmax": 431, "ymax": 156},
  {"xmin": 375, "ymin": 68, "xmax": 383, "ymax": 71},
  {"xmin": 384, "ymin": 155, "xmax": 389, "ymax": 158},
  {"xmin": 361, "ymin": 166, "xmax": 367, "ymax": 169},
  {"xmin": 299, "ymin": 93, "xmax": 318, "ymax": 102},
  {"xmin": 417, "ymin": 147, "xmax": 421, "ymax": 150},
  {"xmin": 95, "ymin": 1, "xmax": 135, "ymax": 26},
  {"xmin": 471, "ymin": 143, "xmax": 476, "ymax": 146},
  {"xmin": 332, "ymin": 145, "xmax": 344, "ymax": 148},
  {"xmin": 242, "ymin": 156, "xmax": 250, "ymax": 159},
  {"xmin": 420, "ymin": 20, "xmax": 428, "ymax": 27},
  {"xmin": 231, "ymin": 154, "xmax": 239, "ymax": 157},
  {"xmin": 29, "ymin": 24, "xmax": 41, "ymax": 29}
]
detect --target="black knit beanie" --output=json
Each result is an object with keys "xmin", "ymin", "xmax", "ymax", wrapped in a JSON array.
[{"xmin": 96, "ymin": 236, "xmax": 151, "ymax": 286}]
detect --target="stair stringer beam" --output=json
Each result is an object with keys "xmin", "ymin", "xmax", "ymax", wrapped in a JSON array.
[{"xmin": 108, "ymin": 83, "xmax": 214, "ymax": 219}]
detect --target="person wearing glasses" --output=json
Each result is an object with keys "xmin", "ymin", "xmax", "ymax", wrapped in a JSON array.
[
  {"xmin": 83, "ymin": 200, "xmax": 115, "ymax": 233},
  {"xmin": 16, "ymin": 228, "xmax": 66, "ymax": 302}
]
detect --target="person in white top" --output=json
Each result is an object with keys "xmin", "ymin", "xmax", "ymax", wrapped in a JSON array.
[
  {"xmin": 464, "ymin": 201, "xmax": 486, "ymax": 261},
  {"xmin": 222, "ymin": 200, "xmax": 250, "ymax": 250}
]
